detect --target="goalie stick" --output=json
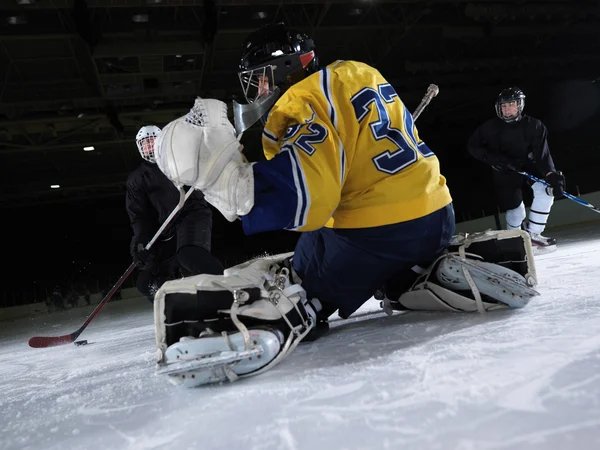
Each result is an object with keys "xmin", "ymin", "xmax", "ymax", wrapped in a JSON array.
[
  {"xmin": 28, "ymin": 187, "xmax": 195, "ymax": 348},
  {"xmin": 412, "ymin": 84, "xmax": 439, "ymax": 121}
]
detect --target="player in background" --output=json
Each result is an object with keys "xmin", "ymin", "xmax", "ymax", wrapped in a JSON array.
[
  {"xmin": 468, "ymin": 87, "xmax": 565, "ymax": 247},
  {"xmin": 126, "ymin": 125, "xmax": 224, "ymax": 302}
]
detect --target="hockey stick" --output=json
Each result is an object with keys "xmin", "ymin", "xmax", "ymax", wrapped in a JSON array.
[
  {"xmin": 412, "ymin": 84, "xmax": 439, "ymax": 121},
  {"xmin": 519, "ymin": 171, "xmax": 600, "ymax": 214},
  {"xmin": 28, "ymin": 187, "xmax": 195, "ymax": 348}
]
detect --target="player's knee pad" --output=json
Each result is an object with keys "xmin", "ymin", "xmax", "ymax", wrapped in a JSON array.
[
  {"xmin": 531, "ymin": 180, "xmax": 554, "ymax": 199},
  {"xmin": 394, "ymin": 230, "xmax": 539, "ymax": 313},
  {"xmin": 529, "ymin": 182, "xmax": 554, "ymax": 234},
  {"xmin": 154, "ymin": 252, "xmax": 316, "ymax": 373},
  {"xmin": 506, "ymin": 202, "xmax": 526, "ymax": 230}
]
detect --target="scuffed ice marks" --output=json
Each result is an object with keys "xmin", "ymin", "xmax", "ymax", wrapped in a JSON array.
[
  {"xmin": 0, "ymin": 303, "xmax": 171, "ymax": 450},
  {"xmin": 2, "ymin": 222, "xmax": 600, "ymax": 450}
]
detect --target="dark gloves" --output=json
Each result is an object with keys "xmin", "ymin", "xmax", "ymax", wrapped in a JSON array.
[
  {"xmin": 490, "ymin": 157, "xmax": 525, "ymax": 173},
  {"xmin": 545, "ymin": 171, "xmax": 566, "ymax": 198},
  {"xmin": 491, "ymin": 161, "xmax": 518, "ymax": 172},
  {"xmin": 133, "ymin": 242, "xmax": 155, "ymax": 270}
]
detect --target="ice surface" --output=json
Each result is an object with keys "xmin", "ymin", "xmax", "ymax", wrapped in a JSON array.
[{"xmin": 2, "ymin": 222, "xmax": 600, "ymax": 450}]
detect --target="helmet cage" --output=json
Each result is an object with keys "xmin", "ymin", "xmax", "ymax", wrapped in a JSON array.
[
  {"xmin": 495, "ymin": 97, "xmax": 525, "ymax": 123},
  {"xmin": 238, "ymin": 64, "xmax": 278, "ymax": 105},
  {"xmin": 137, "ymin": 136, "xmax": 157, "ymax": 163}
]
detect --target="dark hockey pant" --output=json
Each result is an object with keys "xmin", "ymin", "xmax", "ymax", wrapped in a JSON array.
[
  {"xmin": 493, "ymin": 169, "xmax": 554, "ymax": 233},
  {"xmin": 137, "ymin": 210, "xmax": 224, "ymax": 301},
  {"xmin": 292, "ymin": 203, "xmax": 456, "ymax": 319}
]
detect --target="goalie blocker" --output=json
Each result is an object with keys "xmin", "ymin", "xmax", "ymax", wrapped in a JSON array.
[{"xmin": 154, "ymin": 229, "xmax": 539, "ymax": 388}]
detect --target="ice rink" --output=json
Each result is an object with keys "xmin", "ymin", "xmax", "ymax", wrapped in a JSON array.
[{"xmin": 2, "ymin": 222, "xmax": 600, "ymax": 450}]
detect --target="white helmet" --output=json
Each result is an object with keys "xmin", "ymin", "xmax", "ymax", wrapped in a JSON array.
[{"xmin": 136, "ymin": 125, "xmax": 161, "ymax": 163}]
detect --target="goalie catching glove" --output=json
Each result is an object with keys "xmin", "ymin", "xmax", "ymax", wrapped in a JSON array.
[{"xmin": 154, "ymin": 97, "xmax": 254, "ymax": 221}]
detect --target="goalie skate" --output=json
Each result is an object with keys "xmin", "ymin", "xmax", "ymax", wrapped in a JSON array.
[
  {"xmin": 157, "ymin": 328, "xmax": 283, "ymax": 387},
  {"xmin": 393, "ymin": 229, "xmax": 539, "ymax": 313},
  {"xmin": 154, "ymin": 253, "xmax": 317, "ymax": 388},
  {"xmin": 436, "ymin": 254, "xmax": 538, "ymax": 308}
]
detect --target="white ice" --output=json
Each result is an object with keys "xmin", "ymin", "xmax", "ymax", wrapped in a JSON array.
[{"xmin": 2, "ymin": 222, "xmax": 600, "ymax": 450}]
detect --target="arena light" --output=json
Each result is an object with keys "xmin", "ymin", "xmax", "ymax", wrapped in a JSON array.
[
  {"xmin": 7, "ymin": 16, "xmax": 26, "ymax": 25},
  {"xmin": 132, "ymin": 14, "xmax": 149, "ymax": 23},
  {"xmin": 83, "ymin": 146, "xmax": 95, "ymax": 151},
  {"xmin": 50, "ymin": 184, "xmax": 60, "ymax": 189}
]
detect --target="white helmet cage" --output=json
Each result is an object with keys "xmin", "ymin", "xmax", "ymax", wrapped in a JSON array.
[
  {"xmin": 136, "ymin": 125, "xmax": 162, "ymax": 163},
  {"xmin": 238, "ymin": 64, "xmax": 277, "ymax": 105}
]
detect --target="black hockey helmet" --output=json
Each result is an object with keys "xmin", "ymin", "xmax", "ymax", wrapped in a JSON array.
[
  {"xmin": 496, "ymin": 87, "xmax": 526, "ymax": 123},
  {"xmin": 238, "ymin": 22, "xmax": 318, "ymax": 105}
]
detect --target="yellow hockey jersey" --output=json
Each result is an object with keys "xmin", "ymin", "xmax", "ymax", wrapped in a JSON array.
[{"xmin": 241, "ymin": 60, "xmax": 452, "ymax": 234}]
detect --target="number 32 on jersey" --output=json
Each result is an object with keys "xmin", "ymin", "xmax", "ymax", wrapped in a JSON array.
[{"xmin": 351, "ymin": 83, "xmax": 434, "ymax": 174}]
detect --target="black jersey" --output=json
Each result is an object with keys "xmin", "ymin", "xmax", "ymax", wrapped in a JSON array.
[
  {"xmin": 126, "ymin": 161, "xmax": 209, "ymax": 245},
  {"xmin": 468, "ymin": 115, "xmax": 555, "ymax": 176}
]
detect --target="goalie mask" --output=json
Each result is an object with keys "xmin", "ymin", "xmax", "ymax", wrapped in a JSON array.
[
  {"xmin": 495, "ymin": 87, "xmax": 526, "ymax": 123},
  {"xmin": 136, "ymin": 125, "xmax": 161, "ymax": 163},
  {"xmin": 235, "ymin": 22, "xmax": 318, "ymax": 134}
]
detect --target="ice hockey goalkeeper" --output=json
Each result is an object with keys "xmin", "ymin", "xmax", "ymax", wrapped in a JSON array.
[{"xmin": 150, "ymin": 23, "xmax": 539, "ymax": 387}]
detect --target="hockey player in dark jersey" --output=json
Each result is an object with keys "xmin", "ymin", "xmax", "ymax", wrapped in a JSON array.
[
  {"xmin": 126, "ymin": 125, "xmax": 224, "ymax": 302},
  {"xmin": 468, "ymin": 87, "xmax": 566, "ymax": 247}
]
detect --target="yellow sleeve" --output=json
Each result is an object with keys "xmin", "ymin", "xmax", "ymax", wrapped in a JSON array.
[
  {"xmin": 282, "ymin": 116, "xmax": 342, "ymax": 231},
  {"xmin": 242, "ymin": 114, "xmax": 342, "ymax": 234}
]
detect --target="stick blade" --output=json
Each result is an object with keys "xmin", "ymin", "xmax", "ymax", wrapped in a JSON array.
[{"xmin": 28, "ymin": 334, "xmax": 75, "ymax": 348}]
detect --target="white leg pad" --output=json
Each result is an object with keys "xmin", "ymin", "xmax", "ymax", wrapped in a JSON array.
[
  {"xmin": 528, "ymin": 181, "xmax": 554, "ymax": 234},
  {"xmin": 396, "ymin": 229, "xmax": 540, "ymax": 313},
  {"xmin": 153, "ymin": 252, "xmax": 316, "ymax": 387},
  {"xmin": 506, "ymin": 201, "xmax": 526, "ymax": 230}
]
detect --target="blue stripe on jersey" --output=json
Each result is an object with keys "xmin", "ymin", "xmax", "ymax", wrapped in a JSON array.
[
  {"xmin": 320, "ymin": 68, "xmax": 346, "ymax": 186},
  {"xmin": 262, "ymin": 129, "xmax": 278, "ymax": 142},
  {"xmin": 286, "ymin": 145, "xmax": 309, "ymax": 228},
  {"xmin": 241, "ymin": 149, "xmax": 309, "ymax": 234},
  {"xmin": 341, "ymin": 146, "xmax": 346, "ymax": 185},
  {"xmin": 320, "ymin": 69, "xmax": 335, "ymax": 126}
]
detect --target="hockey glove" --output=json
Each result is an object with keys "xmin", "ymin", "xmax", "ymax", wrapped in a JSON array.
[
  {"xmin": 545, "ymin": 171, "xmax": 566, "ymax": 198},
  {"xmin": 154, "ymin": 97, "xmax": 254, "ymax": 221},
  {"xmin": 133, "ymin": 242, "xmax": 155, "ymax": 270},
  {"xmin": 491, "ymin": 161, "xmax": 518, "ymax": 172},
  {"xmin": 490, "ymin": 156, "xmax": 527, "ymax": 172}
]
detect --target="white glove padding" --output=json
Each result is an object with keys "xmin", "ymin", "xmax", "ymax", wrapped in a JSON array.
[
  {"xmin": 203, "ymin": 160, "xmax": 254, "ymax": 222},
  {"xmin": 155, "ymin": 97, "xmax": 245, "ymax": 190},
  {"xmin": 154, "ymin": 97, "xmax": 255, "ymax": 220}
]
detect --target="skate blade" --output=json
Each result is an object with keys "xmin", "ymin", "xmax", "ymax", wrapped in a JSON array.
[
  {"xmin": 532, "ymin": 244, "xmax": 557, "ymax": 255},
  {"xmin": 156, "ymin": 346, "xmax": 264, "ymax": 377}
]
